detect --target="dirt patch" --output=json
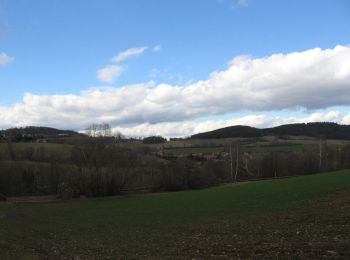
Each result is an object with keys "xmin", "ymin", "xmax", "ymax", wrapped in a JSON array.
[
  {"xmin": 1, "ymin": 189, "xmax": 350, "ymax": 259},
  {"xmin": 183, "ymin": 189, "xmax": 350, "ymax": 259}
]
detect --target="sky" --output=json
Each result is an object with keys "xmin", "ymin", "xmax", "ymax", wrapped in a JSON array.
[{"xmin": 0, "ymin": 0, "xmax": 350, "ymax": 137}]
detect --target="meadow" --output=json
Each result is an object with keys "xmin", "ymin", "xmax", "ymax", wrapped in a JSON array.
[
  {"xmin": 1, "ymin": 170, "xmax": 350, "ymax": 259},
  {"xmin": 163, "ymin": 143, "xmax": 317, "ymax": 155},
  {"xmin": 0, "ymin": 142, "xmax": 73, "ymax": 161},
  {"xmin": 240, "ymin": 143, "xmax": 317, "ymax": 153}
]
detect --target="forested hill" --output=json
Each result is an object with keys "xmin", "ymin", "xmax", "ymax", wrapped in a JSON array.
[
  {"xmin": 192, "ymin": 125, "xmax": 262, "ymax": 139},
  {"xmin": 0, "ymin": 126, "xmax": 77, "ymax": 137},
  {"xmin": 191, "ymin": 122, "xmax": 350, "ymax": 140}
]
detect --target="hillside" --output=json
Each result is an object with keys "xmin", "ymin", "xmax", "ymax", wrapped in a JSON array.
[
  {"xmin": 191, "ymin": 125, "xmax": 261, "ymax": 139},
  {"xmin": 191, "ymin": 122, "xmax": 350, "ymax": 140},
  {"xmin": 0, "ymin": 126, "xmax": 78, "ymax": 138}
]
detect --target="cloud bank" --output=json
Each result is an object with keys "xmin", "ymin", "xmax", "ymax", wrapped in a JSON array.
[
  {"xmin": 1, "ymin": 45, "xmax": 350, "ymax": 136},
  {"xmin": 111, "ymin": 111, "xmax": 342, "ymax": 138}
]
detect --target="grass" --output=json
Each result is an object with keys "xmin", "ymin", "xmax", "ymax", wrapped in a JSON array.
[
  {"xmin": 0, "ymin": 142, "xmax": 73, "ymax": 160},
  {"xmin": 1, "ymin": 170, "xmax": 350, "ymax": 259},
  {"xmin": 164, "ymin": 143, "xmax": 317, "ymax": 155},
  {"xmin": 241, "ymin": 143, "xmax": 317, "ymax": 153}
]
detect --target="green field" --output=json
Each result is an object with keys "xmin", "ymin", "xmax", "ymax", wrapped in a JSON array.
[
  {"xmin": 1, "ymin": 170, "xmax": 350, "ymax": 259},
  {"xmin": 241, "ymin": 143, "xmax": 317, "ymax": 153},
  {"xmin": 164, "ymin": 143, "xmax": 317, "ymax": 155}
]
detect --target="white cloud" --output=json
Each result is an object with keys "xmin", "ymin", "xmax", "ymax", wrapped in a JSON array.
[
  {"xmin": 111, "ymin": 46, "xmax": 148, "ymax": 63},
  {"xmin": 0, "ymin": 52, "xmax": 14, "ymax": 65},
  {"xmin": 98, "ymin": 46, "xmax": 148, "ymax": 83},
  {"xmin": 97, "ymin": 65, "xmax": 124, "ymax": 83},
  {"xmin": 1, "ymin": 45, "xmax": 350, "ymax": 135},
  {"xmin": 152, "ymin": 45, "xmax": 162, "ymax": 53}
]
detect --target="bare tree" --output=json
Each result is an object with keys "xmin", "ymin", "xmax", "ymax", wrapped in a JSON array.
[
  {"xmin": 85, "ymin": 123, "xmax": 113, "ymax": 137},
  {"xmin": 113, "ymin": 130, "xmax": 124, "ymax": 140},
  {"xmin": 228, "ymin": 141, "xmax": 240, "ymax": 182},
  {"xmin": 242, "ymin": 152, "xmax": 254, "ymax": 177}
]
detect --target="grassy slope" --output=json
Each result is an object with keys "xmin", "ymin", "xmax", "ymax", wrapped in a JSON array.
[
  {"xmin": 241, "ymin": 143, "xmax": 317, "ymax": 153},
  {"xmin": 164, "ymin": 143, "xmax": 317, "ymax": 155},
  {"xmin": 1, "ymin": 170, "xmax": 350, "ymax": 259},
  {"xmin": 0, "ymin": 142, "xmax": 73, "ymax": 160}
]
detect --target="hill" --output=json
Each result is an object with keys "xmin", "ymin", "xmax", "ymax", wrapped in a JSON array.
[
  {"xmin": 0, "ymin": 126, "xmax": 78, "ymax": 138},
  {"xmin": 191, "ymin": 125, "xmax": 261, "ymax": 139},
  {"xmin": 191, "ymin": 122, "xmax": 350, "ymax": 140}
]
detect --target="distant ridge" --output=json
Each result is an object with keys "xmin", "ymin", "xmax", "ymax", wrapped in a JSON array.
[
  {"xmin": 191, "ymin": 122, "xmax": 350, "ymax": 140},
  {"xmin": 0, "ymin": 126, "xmax": 78, "ymax": 137}
]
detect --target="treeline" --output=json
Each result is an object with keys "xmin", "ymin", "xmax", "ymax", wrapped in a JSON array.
[
  {"xmin": 226, "ymin": 142, "xmax": 350, "ymax": 181},
  {"xmin": 0, "ymin": 139, "xmax": 221, "ymax": 198},
  {"xmin": 191, "ymin": 122, "xmax": 350, "ymax": 140},
  {"xmin": 0, "ymin": 126, "xmax": 77, "ymax": 137},
  {"xmin": 1, "ymin": 139, "xmax": 350, "ymax": 198}
]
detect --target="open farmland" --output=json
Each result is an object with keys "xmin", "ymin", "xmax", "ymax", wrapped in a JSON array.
[
  {"xmin": 240, "ymin": 143, "xmax": 318, "ymax": 153},
  {"xmin": 163, "ymin": 143, "xmax": 318, "ymax": 156},
  {"xmin": 1, "ymin": 170, "xmax": 350, "ymax": 259}
]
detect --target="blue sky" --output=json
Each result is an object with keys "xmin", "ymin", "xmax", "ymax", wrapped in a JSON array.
[{"xmin": 0, "ymin": 0, "xmax": 350, "ymax": 136}]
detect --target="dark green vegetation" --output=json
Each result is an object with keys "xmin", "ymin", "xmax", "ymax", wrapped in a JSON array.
[
  {"xmin": 192, "ymin": 125, "xmax": 262, "ymax": 139},
  {"xmin": 191, "ymin": 122, "xmax": 350, "ymax": 140},
  {"xmin": 1, "ymin": 170, "xmax": 350, "ymax": 259},
  {"xmin": 142, "ymin": 135, "xmax": 167, "ymax": 144}
]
